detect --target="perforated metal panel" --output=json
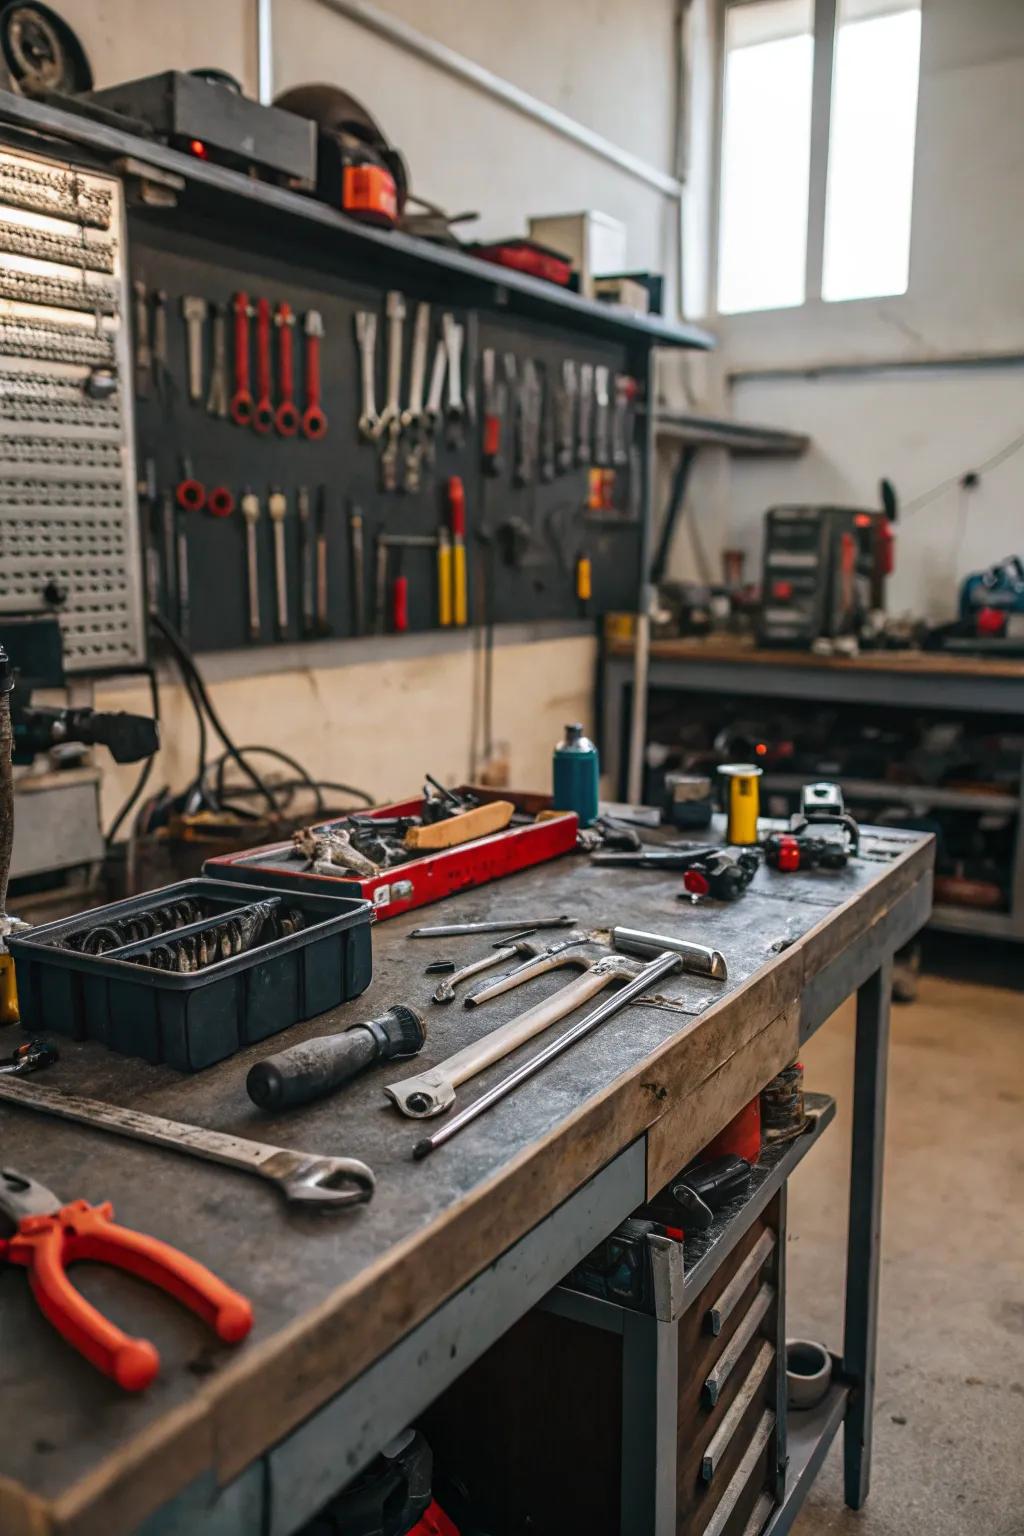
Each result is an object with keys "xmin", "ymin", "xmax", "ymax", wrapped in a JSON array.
[{"xmin": 0, "ymin": 148, "xmax": 144, "ymax": 672}]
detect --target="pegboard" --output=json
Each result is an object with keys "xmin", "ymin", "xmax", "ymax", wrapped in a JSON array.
[
  {"xmin": 0, "ymin": 147, "xmax": 145, "ymax": 673},
  {"xmin": 128, "ymin": 200, "xmax": 644, "ymax": 654}
]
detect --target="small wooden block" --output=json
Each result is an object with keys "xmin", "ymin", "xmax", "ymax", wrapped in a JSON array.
[{"xmin": 404, "ymin": 800, "xmax": 515, "ymax": 851}]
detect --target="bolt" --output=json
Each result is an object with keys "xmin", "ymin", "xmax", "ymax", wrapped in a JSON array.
[{"xmin": 407, "ymin": 1093, "xmax": 432, "ymax": 1114}]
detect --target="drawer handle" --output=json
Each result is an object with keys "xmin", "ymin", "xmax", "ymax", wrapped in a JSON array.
[
  {"xmin": 708, "ymin": 1229, "xmax": 775, "ymax": 1336},
  {"xmin": 702, "ymin": 1409, "xmax": 776, "ymax": 1536},
  {"xmin": 704, "ymin": 1284, "xmax": 774, "ymax": 1406},
  {"xmin": 702, "ymin": 1341, "xmax": 775, "ymax": 1482}
]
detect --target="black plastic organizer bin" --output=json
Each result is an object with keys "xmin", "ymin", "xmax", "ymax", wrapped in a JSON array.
[{"xmin": 8, "ymin": 878, "xmax": 373, "ymax": 1071}]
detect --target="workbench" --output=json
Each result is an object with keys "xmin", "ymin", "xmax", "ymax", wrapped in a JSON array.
[
  {"xmin": 602, "ymin": 635, "xmax": 1024, "ymax": 940},
  {"xmin": 0, "ymin": 827, "xmax": 933, "ymax": 1536}
]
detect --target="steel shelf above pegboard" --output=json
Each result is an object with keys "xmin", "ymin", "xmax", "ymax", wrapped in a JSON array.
[{"xmin": 0, "ymin": 89, "xmax": 716, "ymax": 357}]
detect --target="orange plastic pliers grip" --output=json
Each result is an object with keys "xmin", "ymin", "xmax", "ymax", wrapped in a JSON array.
[{"xmin": 0, "ymin": 1167, "xmax": 253, "ymax": 1391}]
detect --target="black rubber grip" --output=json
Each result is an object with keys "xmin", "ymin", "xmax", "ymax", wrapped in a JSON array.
[{"xmin": 247, "ymin": 1028, "xmax": 379, "ymax": 1110}]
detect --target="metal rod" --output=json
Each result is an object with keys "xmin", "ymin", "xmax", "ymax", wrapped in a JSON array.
[
  {"xmin": 312, "ymin": 0, "xmax": 683, "ymax": 197},
  {"xmin": 256, "ymin": 0, "xmax": 274, "ymax": 105},
  {"xmin": 413, "ymin": 948, "xmax": 682, "ymax": 1156},
  {"xmin": 408, "ymin": 915, "xmax": 575, "ymax": 939}
]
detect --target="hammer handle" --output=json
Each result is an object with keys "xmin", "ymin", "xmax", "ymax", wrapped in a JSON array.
[{"xmin": 445, "ymin": 968, "xmax": 617, "ymax": 1088}]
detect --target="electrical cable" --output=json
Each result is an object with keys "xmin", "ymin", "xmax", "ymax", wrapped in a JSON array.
[
  {"xmin": 104, "ymin": 667, "xmax": 160, "ymax": 847},
  {"xmin": 210, "ymin": 746, "xmax": 325, "ymax": 818},
  {"xmin": 903, "ymin": 427, "xmax": 1024, "ymax": 517}
]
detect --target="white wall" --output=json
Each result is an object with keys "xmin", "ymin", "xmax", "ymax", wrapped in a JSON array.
[{"xmin": 701, "ymin": 0, "xmax": 1024, "ymax": 616}]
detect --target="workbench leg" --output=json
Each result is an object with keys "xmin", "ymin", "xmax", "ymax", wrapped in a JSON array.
[
  {"xmin": 842, "ymin": 958, "xmax": 892, "ymax": 1509},
  {"xmin": 620, "ymin": 1311, "xmax": 678, "ymax": 1535}
]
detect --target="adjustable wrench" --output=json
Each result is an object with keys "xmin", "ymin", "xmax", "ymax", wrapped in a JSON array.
[
  {"xmin": 274, "ymin": 302, "xmax": 299, "ymax": 435},
  {"xmin": 443, "ymin": 313, "xmax": 465, "ymax": 445},
  {"xmin": 230, "ymin": 291, "xmax": 254, "ymax": 427},
  {"xmin": 0, "ymin": 1079, "xmax": 374, "ymax": 1209},
  {"xmin": 577, "ymin": 362, "xmax": 594, "ymax": 464},
  {"xmin": 556, "ymin": 359, "xmax": 578, "ymax": 473},
  {"xmin": 206, "ymin": 301, "xmax": 229, "ymax": 418},
  {"xmin": 378, "ymin": 290, "xmax": 406, "ymax": 488},
  {"xmin": 133, "ymin": 278, "xmax": 151, "ymax": 398},
  {"xmin": 240, "ymin": 489, "xmax": 262, "ymax": 641},
  {"xmin": 182, "ymin": 295, "xmax": 207, "ymax": 404},
  {"xmin": 252, "ymin": 296, "xmax": 275, "ymax": 434},
  {"xmin": 593, "ymin": 365, "xmax": 611, "ymax": 466},
  {"xmin": 354, "ymin": 310, "xmax": 379, "ymax": 440},
  {"xmin": 268, "ymin": 487, "xmax": 289, "ymax": 637},
  {"xmin": 302, "ymin": 310, "xmax": 327, "ymax": 439}
]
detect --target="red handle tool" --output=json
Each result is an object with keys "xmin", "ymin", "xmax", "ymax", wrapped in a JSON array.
[
  {"xmin": 0, "ymin": 1170, "xmax": 252, "ymax": 1392},
  {"xmin": 230, "ymin": 291, "xmax": 254, "ymax": 427},
  {"xmin": 206, "ymin": 485, "xmax": 235, "ymax": 518},
  {"xmin": 302, "ymin": 309, "xmax": 327, "ymax": 440},
  {"xmin": 253, "ymin": 296, "xmax": 275, "ymax": 434},
  {"xmin": 175, "ymin": 458, "xmax": 205, "ymax": 513},
  {"xmin": 274, "ymin": 302, "xmax": 299, "ymax": 436}
]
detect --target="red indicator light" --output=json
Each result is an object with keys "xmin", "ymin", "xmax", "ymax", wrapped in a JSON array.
[{"xmin": 189, "ymin": 138, "xmax": 209, "ymax": 159}]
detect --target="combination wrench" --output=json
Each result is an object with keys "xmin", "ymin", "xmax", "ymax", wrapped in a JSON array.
[
  {"xmin": 401, "ymin": 300, "xmax": 430, "ymax": 490},
  {"xmin": 0, "ymin": 1079, "xmax": 374, "ymax": 1208},
  {"xmin": 354, "ymin": 310, "xmax": 380, "ymax": 440},
  {"xmin": 182, "ymin": 295, "xmax": 207, "ymax": 404},
  {"xmin": 378, "ymin": 290, "xmax": 406, "ymax": 488},
  {"xmin": 577, "ymin": 362, "xmax": 594, "ymax": 464},
  {"xmin": 442, "ymin": 312, "xmax": 464, "ymax": 446},
  {"xmin": 206, "ymin": 301, "xmax": 229, "ymax": 418},
  {"xmin": 302, "ymin": 309, "xmax": 327, "ymax": 439},
  {"xmin": 593, "ymin": 365, "xmax": 611, "ymax": 466}
]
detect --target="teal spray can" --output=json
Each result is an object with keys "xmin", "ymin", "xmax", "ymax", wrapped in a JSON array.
[{"xmin": 552, "ymin": 722, "xmax": 599, "ymax": 827}]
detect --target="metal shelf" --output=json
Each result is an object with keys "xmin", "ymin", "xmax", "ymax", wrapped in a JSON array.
[
  {"xmin": 761, "ymin": 774, "xmax": 1019, "ymax": 816},
  {"xmin": 0, "ymin": 90, "xmax": 715, "ymax": 356},
  {"xmin": 762, "ymin": 1380, "xmax": 851, "ymax": 1536},
  {"xmin": 654, "ymin": 412, "xmax": 809, "ymax": 457},
  {"xmin": 930, "ymin": 904, "xmax": 1020, "ymax": 939}
]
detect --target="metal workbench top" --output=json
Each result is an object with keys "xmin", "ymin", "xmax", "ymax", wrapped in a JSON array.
[{"xmin": 0, "ymin": 827, "xmax": 933, "ymax": 1536}]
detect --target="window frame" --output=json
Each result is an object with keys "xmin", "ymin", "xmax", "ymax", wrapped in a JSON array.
[{"xmin": 710, "ymin": 0, "xmax": 919, "ymax": 319}]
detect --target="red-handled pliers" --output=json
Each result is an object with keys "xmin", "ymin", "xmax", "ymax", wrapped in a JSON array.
[{"xmin": 0, "ymin": 1167, "xmax": 253, "ymax": 1391}]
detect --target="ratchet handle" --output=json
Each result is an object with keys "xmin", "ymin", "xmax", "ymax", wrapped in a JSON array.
[{"xmin": 0, "ymin": 1200, "xmax": 253, "ymax": 1391}]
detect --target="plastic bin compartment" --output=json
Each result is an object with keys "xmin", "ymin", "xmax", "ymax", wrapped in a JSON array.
[{"xmin": 9, "ymin": 878, "xmax": 373, "ymax": 1071}]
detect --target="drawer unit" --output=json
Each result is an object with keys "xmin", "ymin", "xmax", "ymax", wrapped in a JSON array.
[{"xmin": 418, "ymin": 1095, "xmax": 835, "ymax": 1536}]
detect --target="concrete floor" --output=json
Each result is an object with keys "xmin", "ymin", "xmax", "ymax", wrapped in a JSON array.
[{"xmin": 790, "ymin": 971, "xmax": 1024, "ymax": 1534}]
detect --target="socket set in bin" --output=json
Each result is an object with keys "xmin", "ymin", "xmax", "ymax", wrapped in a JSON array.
[{"xmin": 8, "ymin": 879, "xmax": 374, "ymax": 1072}]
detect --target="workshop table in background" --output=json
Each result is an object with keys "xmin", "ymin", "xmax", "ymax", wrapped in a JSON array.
[
  {"xmin": 602, "ymin": 634, "xmax": 1024, "ymax": 941},
  {"xmin": 0, "ymin": 830, "xmax": 932, "ymax": 1536}
]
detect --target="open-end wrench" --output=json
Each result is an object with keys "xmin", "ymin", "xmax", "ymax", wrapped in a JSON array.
[
  {"xmin": 443, "ymin": 313, "xmax": 464, "ymax": 446},
  {"xmin": 240, "ymin": 488, "xmax": 262, "ymax": 641},
  {"xmin": 206, "ymin": 301, "xmax": 229, "ymax": 418},
  {"xmin": 593, "ymin": 365, "xmax": 611, "ymax": 466},
  {"xmin": 556, "ymin": 359, "xmax": 577, "ymax": 472},
  {"xmin": 182, "ymin": 295, "xmax": 207, "ymax": 404},
  {"xmin": 274, "ymin": 301, "xmax": 300, "ymax": 436},
  {"xmin": 379, "ymin": 291, "xmax": 406, "ymax": 487},
  {"xmin": 402, "ymin": 301, "xmax": 430, "ymax": 490},
  {"xmin": 252, "ymin": 296, "xmax": 275, "ymax": 434},
  {"xmin": 268, "ymin": 487, "xmax": 289, "ymax": 637},
  {"xmin": 300, "ymin": 310, "xmax": 327, "ymax": 439},
  {"xmin": 133, "ymin": 278, "xmax": 151, "ymax": 398},
  {"xmin": 577, "ymin": 362, "xmax": 594, "ymax": 464},
  {"xmin": 354, "ymin": 310, "xmax": 379, "ymax": 440},
  {"xmin": 0, "ymin": 1079, "xmax": 375, "ymax": 1209},
  {"xmin": 230, "ymin": 291, "xmax": 254, "ymax": 427}
]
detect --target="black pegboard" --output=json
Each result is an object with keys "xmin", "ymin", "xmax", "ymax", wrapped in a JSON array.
[{"xmin": 129, "ymin": 204, "xmax": 642, "ymax": 653}]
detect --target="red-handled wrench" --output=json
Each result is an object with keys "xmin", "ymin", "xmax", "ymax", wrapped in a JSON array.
[
  {"xmin": 0, "ymin": 1167, "xmax": 252, "ymax": 1392},
  {"xmin": 274, "ymin": 302, "xmax": 300, "ymax": 436},
  {"xmin": 302, "ymin": 309, "xmax": 327, "ymax": 440},
  {"xmin": 230, "ymin": 291, "xmax": 254, "ymax": 427},
  {"xmin": 253, "ymin": 296, "xmax": 275, "ymax": 434}
]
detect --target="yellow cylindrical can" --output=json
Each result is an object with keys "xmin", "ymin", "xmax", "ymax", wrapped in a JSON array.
[
  {"xmin": 0, "ymin": 951, "xmax": 19, "ymax": 1026},
  {"xmin": 719, "ymin": 763, "xmax": 763, "ymax": 845}
]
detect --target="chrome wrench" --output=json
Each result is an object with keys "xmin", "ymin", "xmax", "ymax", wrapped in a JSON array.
[
  {"xmin": 423, "ymin": 335, "xmax": 447, "ymax": 463},
  {"xmin": 577, "ymin": 362, "xmax": 594, "ymax": 464},
  {"xmin": 206, "ymin": 301, "xmax": 229, "ymax": 418},
  {"xmin": 182, "ymin": 294, "xmax": 207, "ymax": 404},
  {"xmin": 268, "ymin": 486, "xmax": 289, "ymax": 637},
  {"xmin": 0, "ymin": 1079, "xmax": 374, "ymax": 1208},
  {"xmin": 443, "ymin": 312, "xmax": 464, "ymax": 445},
  {"xmin": 355, "ymin": 310, "xmax": 380, "ymax": 440},
  {"xmin": 379, "ymin": 291, "xmax": 406, "ymax": 488},
  {"xmin": 426, "ymin": 936, "xmax": 539, "ymax": 1005},
  {"xmin": 594, "ymin": 365, "xmax": 611, "ymax": 466},
  {"xmin": 240, "ymin": 488, "xmax": 262, "ymax": 641},
  {"xmin": 402, "ymin": 300, "xmax": 430, "ymax": 490},
  {"xmin": 556, "ymin": 360, "xmax": 577, "ymax": 472}
]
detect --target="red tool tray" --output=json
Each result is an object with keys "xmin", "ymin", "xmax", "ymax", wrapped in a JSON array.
[{"xmin": 203, "ymin": 787, "xmax": 578, "ymax": 920}]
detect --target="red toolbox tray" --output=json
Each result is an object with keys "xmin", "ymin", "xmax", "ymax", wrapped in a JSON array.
[{"xmin": 203, "ymin": 787, "xmax": 578, "ymax": 920}]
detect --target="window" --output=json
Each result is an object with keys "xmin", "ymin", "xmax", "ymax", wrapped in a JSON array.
[
  {"xmin": 716, "ymin": 0, "xmax": 922, "ymax": 315},
  {"xmin": 822, "ymin": 1, "xmax": 922, "ymax": 301},
  {"xmin": 717, "ymin": 0, "xmax": 814, "ymax": 314}
]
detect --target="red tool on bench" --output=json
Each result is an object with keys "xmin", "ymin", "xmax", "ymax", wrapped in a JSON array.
[{"xmin": 0, "ymin": 1167, "xmax": 252, "ymax": 1391}]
